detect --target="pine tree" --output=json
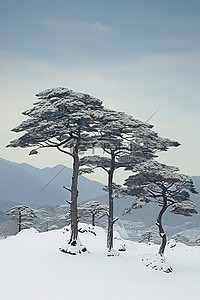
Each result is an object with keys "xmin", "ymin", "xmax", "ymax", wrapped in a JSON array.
[
  {"xmin": 7, "ymin": 87, "xmax": 104, "ymax": 254},
  {"xmin": 139, "ymin": 231, "xmax": 160, "ymax": 244},
  {"xmin": 123, "ymin": 161, "xmax": 198, "ymax": 256},
  {"xmin": 80, "ymin": 109, "xmax": 180, "ymax": 254},
  {"xmin": 6, "ymin": 205, "xmax": 37, "ymax": 233},
  {"xmin": 74, "ymin": 201, "xmax": 108, "ymax": 227}
]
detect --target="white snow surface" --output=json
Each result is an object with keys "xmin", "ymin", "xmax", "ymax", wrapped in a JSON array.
[{"xmin": 0, "ymin": 224, "xmax": 199, "ymax": 300}]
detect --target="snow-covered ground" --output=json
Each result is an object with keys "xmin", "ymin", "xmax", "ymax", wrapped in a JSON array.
[{"xmin": 0, "ymin": 224, "xmax": 199, "ymax": 300}]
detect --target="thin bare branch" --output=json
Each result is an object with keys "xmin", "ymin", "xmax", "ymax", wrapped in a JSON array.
[{"xmin": 63, "ymin": 186, "xmax": 72, "ymax": 193}]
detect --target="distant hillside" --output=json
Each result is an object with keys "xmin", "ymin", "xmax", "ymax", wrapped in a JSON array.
[
  {"xmin": 0, "ymin": 158, "xmax": 106, "ymax": 211},
  {"xmin": 0, "ymin": 157, "xmax": 199, "ymax": 229}
]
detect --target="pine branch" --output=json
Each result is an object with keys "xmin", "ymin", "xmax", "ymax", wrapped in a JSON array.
[
  {"xmin": 57, "ymin": 146, "xmax": 73, "ymax": 156},
  {"xmin": 63, "ymin": 186, "xmax": 72, "ymax": 193},
  {"xmin": 66, "ymin": 200, "xmax": 72, "ymax": 205},
  {"xmin": 113, "ymin": 217, "xmax": 119, "ymax": 224}
]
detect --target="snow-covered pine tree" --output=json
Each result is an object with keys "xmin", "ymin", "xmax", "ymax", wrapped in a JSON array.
[
  {"xmin": 6, "ymin": 205, "xmax": 37, "ymax": 233},
  {"xmin": 34, "ymin": 205, "xmax": 70, "ymax": 232},
  {"xmin": 41, "ymin": 217, "xmax": 54, "ymax": 231},
  {"xmin": 123, "ymin": 161, "xmax": 198, "ymax": 256},
  {"xmin": 0, "ymin": 210, "xmax": 18, "ymax": 237},
  {"xmin": 80, "ymin": 109, "xmax": 180, "ymax": 254},
  {"xmin": 139, "ymin": 231, "xmax": 160, "ymax": 245},
  {"xmin": 76, "ymin": 201, "xmax": 108, "ymax": 227},
  {"xmin": 7, "ymin": 87, "xmax": 104, "ymax": 254}
]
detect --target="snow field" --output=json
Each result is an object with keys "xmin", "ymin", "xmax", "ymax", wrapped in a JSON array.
[{"xmin": 0, "ymin": 225, "xmax": 199, "ymax": 300}]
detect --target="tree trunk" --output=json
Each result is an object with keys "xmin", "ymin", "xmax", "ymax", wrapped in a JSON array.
[
  {"xmin": 18, "ymin": 211, "xmax": 21, "ymax": 232},
  {"xmin": 69, "ymin": 145, "xmax": 79, "ymax": 246},
  {"xmin": 92, "ymin": 212, "xmax": 95, "ymax": 227},
  {"xmin": 156, "ymin": 191, "xmax": 168, "ymax": 256},
  {"xmin": 107, "ymin": 151, "xmax": 115, "ymax": 252}
]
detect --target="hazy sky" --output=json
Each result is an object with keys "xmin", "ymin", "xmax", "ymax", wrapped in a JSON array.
[{"xmin": 0, "ymin": 0, "xmax": 200, "ymax": 182}]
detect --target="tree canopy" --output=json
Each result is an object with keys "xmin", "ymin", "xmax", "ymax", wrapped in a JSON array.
[{"xmin": 7, "ymin": 87, "xmax": 104, "ymax": 153}]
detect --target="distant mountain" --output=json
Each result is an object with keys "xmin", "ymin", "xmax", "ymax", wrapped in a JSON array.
[
  {"xmin": 0, "ymin": 157, "xmax": 199, "ymax": 230},
  {"xmin": 0, "ymin": 158, "xmax": 106, "ymax": 211}
]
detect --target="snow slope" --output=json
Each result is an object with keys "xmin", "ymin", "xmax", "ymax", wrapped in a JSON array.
[{"xmin": 0, "ymin": 224, "xmax": 199, "ymax": 300}]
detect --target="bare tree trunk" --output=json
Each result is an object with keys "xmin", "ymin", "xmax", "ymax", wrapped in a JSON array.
[
  {"xmin": 92, "ymin": 213, "xmax": 95, "ymax": 227},
  {"xmin": 156, "ymin": 191, "xmax": 168, "ymax": 256},
  {"xmin": 18, "ymin": 211, "xmax": 21, "ymax": 232},
  {"xmin": 60, "ymin": 134, "xmax": 87, "ymax": 254},
  {"xmin": 107, "ymin": 151, "xmax": 115, "ymax": 252},
  {"xmin": 69, "ymin": 145, "xmax": 79, "ymax": 246}
]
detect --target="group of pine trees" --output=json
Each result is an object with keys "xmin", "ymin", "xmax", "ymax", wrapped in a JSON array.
[
  {"xmin": 7, "ymin": 87, "xmax": 198, "ymax": 256},
  {"xmin": 4, "ymin": 201, "xmax": 108, "ymax": 236}
]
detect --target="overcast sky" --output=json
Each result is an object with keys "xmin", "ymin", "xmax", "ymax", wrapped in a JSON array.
[{"xmin": 0, "ymin": 0, "xmax": 200, "ymax": 182}]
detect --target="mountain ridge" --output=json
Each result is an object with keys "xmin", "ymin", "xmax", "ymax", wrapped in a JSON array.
[
  {"xmin": 0, "ymin": 157, "xmax": 199, "ymax": 230},
  {"xmin": 0, "ymin": 157, "xmax": 106, "ymax": 211}
]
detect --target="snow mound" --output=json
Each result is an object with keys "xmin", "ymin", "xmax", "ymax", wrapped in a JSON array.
[
  {"xmin": 105, "ymin": 248, "xmax": 120, "ymax": 257},
  {"xmin": 16, "ymin": 227, "xmax": 39, "ymax": 237},
  {"xmin": 59, "ymin": 223, "xmax": 107, "ymax": 255},
  {"xmin": 59, "ymin": 236, "xmax": 87, "ymax": 255},
  {"xmin": 140, "ymin": 254, "xmax": 173, "ymax": 273},
  {"xmin": 78, "ymin": 223, "xmax": 97, "ymax": 236}
]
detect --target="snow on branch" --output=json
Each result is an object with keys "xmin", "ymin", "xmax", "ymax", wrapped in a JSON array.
[{"xmin": 170, "ymin": 200, "xmax": 198, "ymax": 216}]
